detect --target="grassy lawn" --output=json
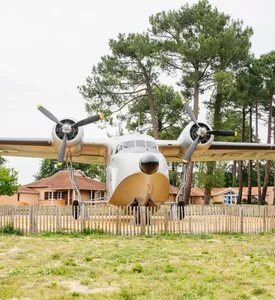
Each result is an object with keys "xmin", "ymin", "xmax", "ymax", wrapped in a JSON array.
[{"xmin": 0, "ymin": 232, "xmax": 275, "ymax": 299}]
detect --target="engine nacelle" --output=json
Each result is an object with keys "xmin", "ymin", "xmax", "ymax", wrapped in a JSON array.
[
  {"xmin": 178, "ymin": 121, "xmax": 214, "ymax": 154},
  {"xmin": 51, "ymin": 118, "xmax": 84, "ymax": 156}
]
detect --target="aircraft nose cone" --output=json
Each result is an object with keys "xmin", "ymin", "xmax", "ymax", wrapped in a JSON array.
[{"xmin": 139, "ymin": 154, "xmax": 159, "ymax": 174}]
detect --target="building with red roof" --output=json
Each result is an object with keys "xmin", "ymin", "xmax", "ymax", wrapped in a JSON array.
[{"xmin": 0, "ymin": 170, "xmax": 106, "ymax": 206}]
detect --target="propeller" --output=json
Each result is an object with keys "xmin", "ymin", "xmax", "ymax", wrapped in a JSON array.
[
  {"xmin": 183, "ymin": 103, "xmax": 237, "ymax": 161},
  {"xmin": 37, "ymin": 105, "xmax": 103, "ymax": 165}
]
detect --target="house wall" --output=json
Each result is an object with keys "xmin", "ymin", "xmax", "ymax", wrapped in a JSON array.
[
  {"xmin": 81, "ymin": 190, "xmax": 91, "ymax": 201},
  {"xmin": 265, "ymin": 191, "xmax": 273, "ymax": 205},
  {"xmin": 190, "ymin": 196, "xmax": 203, "ymax": 204},
  {"xmin": 212, "ymin": 195, "xmax": 224, "ymax": 203},
  {"xmin": 39, "ymin": 200, "xmax": 66, "ymax": 206},
  {"xmin": 0, "ymin": 193, "xmax": 38, "ymax": 206},
  {"xmin": 168, "ymin": 194, "xmax": 176, "ymax": 202}
]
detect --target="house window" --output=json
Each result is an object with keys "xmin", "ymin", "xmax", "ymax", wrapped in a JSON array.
[
  {"xmin": 95, "ymin": 191, "xmax": 101, "ymax": 199},
  {"xmin": 223, "ymin": 193, "xmax": 238, "ymax": 204},
  {"xmin": 48, "ymin": 192, "xmax": 55, "ymax": 200},
  {"xmin": 57, "ymin": 192, "xmax": 64, "ymax": 199}
]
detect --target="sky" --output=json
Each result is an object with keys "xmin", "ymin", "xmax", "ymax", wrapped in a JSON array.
[{"xmin": 1, "ymin": 0, "xmax": 275, "ymax": 184}]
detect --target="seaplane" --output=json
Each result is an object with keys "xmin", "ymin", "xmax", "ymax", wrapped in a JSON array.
[{"xmin": 1, "ymin": 104, "xmax": 275, "ymax": 212}]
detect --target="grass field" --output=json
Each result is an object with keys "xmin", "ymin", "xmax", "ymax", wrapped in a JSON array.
[{"xmin": 1, "ymin": 231, "xmax": 275, "ymax": 299}]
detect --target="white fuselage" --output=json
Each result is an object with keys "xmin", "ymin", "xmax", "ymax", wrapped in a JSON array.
[{"xmin": 105, "ymin": 134, "xmax": 169, "ymax": 206}]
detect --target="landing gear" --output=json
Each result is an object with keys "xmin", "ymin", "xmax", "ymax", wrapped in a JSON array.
[
  {"xmin": 128, "ymin": 199, "xmax": 159, "ymax": 225},
  {"xmin": 72, "ymin": 200, "xmax": 80, "ymax": 219},
  {"xmin": 67, "ymin": 157, "xmax": 83, "ymax": 220}
]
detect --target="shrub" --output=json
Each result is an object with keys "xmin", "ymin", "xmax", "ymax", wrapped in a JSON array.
[
  {"xmin": 83, "ymin": 228, "xmax": 105, "ymax": 235},
  {"xmin": 131, "ymin": 264, "xmax": 143, "ymax": 273},
  {"xmin": 0, "ymin": 223, "xmax": 23, "ymax": 235}
]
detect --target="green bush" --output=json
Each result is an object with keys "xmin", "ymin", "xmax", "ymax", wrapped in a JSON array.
[
  {"xmin": 0, "ymin": 223, "xmax": 23, "ymax": 235},
  {"xmin": 83, "ymin": 228, "xmax": 105, "ymax": 235}
]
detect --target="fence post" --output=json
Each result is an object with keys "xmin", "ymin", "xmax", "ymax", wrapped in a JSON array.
[
  {"xmin": 263, "ymin": 205, "xmax": 267, "ymax": 232},
  {"xmin": 29, "ymin": 206, "xmax": 36, "ymax": 234},
  {"xmin": 240, "ymin": 207, "xmax": 244, "ymax": 234},
  {"xmin": 164, "ymin": 207, "xmax": 169, "ymax": 233},
  {"xmin": 8, "ymin": 206, "xmax": 14, "ymax": 225},
  {"xmin": 56, "ymin": 207, "xmax": 60, "ymax": 232},
  {"xmin": 116, "ymin": 207, "xmax": 121, "ymax": 234},
  {"xmin": 140, "ymin": 206, "xmax": 146, "ymax": 235}
]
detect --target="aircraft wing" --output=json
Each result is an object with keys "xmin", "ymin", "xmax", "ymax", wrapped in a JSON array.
[
  {"xmin": 0, "ymin": 137, "xmax": 110, "ymax": 165},
  {"xmin": 158, "ymin": 141, "xmax": 275, "ymax": 162}
]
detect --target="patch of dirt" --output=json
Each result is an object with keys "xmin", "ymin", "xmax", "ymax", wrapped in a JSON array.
[
  {"xmin": 8, "ymin": 247, "xmax": 19, "ymax": 253},
  {"xmin": 61, "ymin": 281, "xmax": 118, "ymax": 294}
]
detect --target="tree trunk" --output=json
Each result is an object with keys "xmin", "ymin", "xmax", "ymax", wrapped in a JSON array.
[
  {"xmin": 261, "ymin": 161, "xmax": 270, "ymax": 204},
  {"xmin": 255, "ymin": 103, "xmax": 262, "ymax": 203},
  {"xmin": 204, "ymin": 187, "xmax": 211, "ymax": 205},
  {"xmin": 232, "ymin": 161, "xmax": 237, "ymax": 187},
  {"xmin": 273, "ymin": 113, "xmax": 275, "ymax": 205},
  {"xmin": 140, "ymin": 64, "xmax": 158, "ymax": 139},
  {"xmin": 261, "ymin": 92, "xmax": 273, "ymax": 204},
  {"xmin": 237, "ymin": 107, "xmax": 246, "ymax": 204},
  {"xmin": 146, "ymin": 82, "xmax": 158, "ymax": 139},
  {"xmin": 247, "ymin": 107, "xmax": 253, "ymax": 204},
  {"xmin": 183, "ymin": 161, "xmax": 194, "ymax": 205},
  {"xmin": 172, "ymin": 163, "xmax": 177, "ymax": 186},
  {"xmin": 193, "ymin": 82, "xmax": 199, "ymax": 117},
  {"xmin": 237, "ymin": 160, "xmax": 243, "ymax": 204},
  {"xmin": 203, "ymin": 162, "xmax": 215, "ymax": 205}
]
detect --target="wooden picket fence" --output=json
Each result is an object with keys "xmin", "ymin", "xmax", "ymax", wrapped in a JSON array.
[{"xmin": 0, "ymin": 204, "xmax": 275, "ymax": 235}]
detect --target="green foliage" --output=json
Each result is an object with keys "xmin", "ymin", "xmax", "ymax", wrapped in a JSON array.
[
  {"xmin": 150, "ymin": 0, "xmax": 238, "ymax": 99},
  {"xmin": 82, "ymin": 228, "xmax": 105, "ymax": 235},
  {"xmin": 126, "ymin": 85, "xmax": 187, "ymax": 139},
  {"xmin": 34, "ymin": 159, "xmax": 105, "ymax": 182},
  {"xmin": 224, "ymin": 160, "xmax": 275, "ymax": 187},
  {"xmin": 252, "ymin": 287, "xmax": 267, "ymax": 296},
  {"xmin": 0, "ymin": 224, "xmax": 22, "ymax": 235},
  {"xmin": 256, "ymin": 51, "xmax": 275, "ymax": 96},
  {"xmin": 0, "ymin": 166, "xmax": 19, "ymax": 196},
  {"xmin": 150, "ymin": 0, "xmax": 253, "ymax": 203},
  {"xmin": 194, "ymin": 162, "xmax": 226, "ymax": 188},
  {"xmin": 0, "ymin": 156, "xmax": 6, "ymax": 165},
  {"xmin": 131, "ymin": 264, "xmax": 143, "ymax": 273},
  {"xmin": 78, "ymin": 32, "xmax": 161, "ymax": 137}
]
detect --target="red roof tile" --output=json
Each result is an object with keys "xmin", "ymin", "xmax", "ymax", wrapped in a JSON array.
[
  {"xmin": 18, "ymin": 186, "xmax": 39, "ymax": 194},
  {"xmin": 25, "ymin": 170, "xmax": 105, "ymax": 191},
  {"xmin": 169, "ymin": 185, "xmax": 180, "ymax": 194}
]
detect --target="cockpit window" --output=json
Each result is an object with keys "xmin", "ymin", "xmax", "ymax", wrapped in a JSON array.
[
  {"xmin": 115, "ymin": 139, "xmax": 158, "ymax": 154},
  {"xmin": 115, "ymin": 144, "xmax": 123, "ymax": 153},
  {"xmin": 123, "ymin": 140, "xmax": 135, "ymax": 149},
  {"xmin": 146, "ymin": 141, "xmax": 157, "ymax": 150},
  {"xmin": 136, "ymin": 140, "xmax": 146, "ymax": 147}
]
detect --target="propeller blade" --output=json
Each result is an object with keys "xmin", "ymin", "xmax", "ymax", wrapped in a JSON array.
[
  {"xmin": 57, "ymin": 133, "xmax": 67, "ymax": 166},
  {"xmin": 37, "ymin": 105, "xmax": 62, "ymax": 125},
  {"xmin": 207, "ymin": 130, "xmax": 237, "ymax": 137},
  {"xmin": 184, "ymin": 136, "xmax": 200, "ymax": 161},
  {"xmin": 184, "ymin": 103, "xmax": 199, "ymax": 126},
  {"xmin": 72, "ymin": 114, "xmax": 103, "ymax": 128}
]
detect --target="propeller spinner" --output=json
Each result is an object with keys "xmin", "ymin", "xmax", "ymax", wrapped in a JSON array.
[
  {"xmin": 183, "ymin": 103, "xmax": 237, "ymax": 161},
  {"xmin": 37, "ymin": 105, "xmax": 102, "ymax": 165}
]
